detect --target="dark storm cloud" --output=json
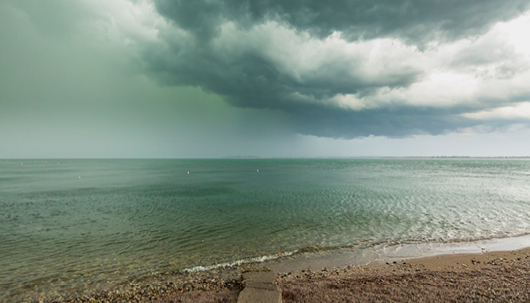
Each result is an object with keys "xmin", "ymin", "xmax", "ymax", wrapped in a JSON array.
[
  {"xmin": 137, "ymin": 0, "xmax": 530, "ymax": 138},
  {"xmin": 291, "ymin": 105, "xmax": 475, "ymax": 138},
  {"xmin": 154, "ymin": 0, "xmax": 530, "ymax": 43},
  {"xmin": 145, "ymin": 47, "xmax": 420, "ymax": 108}
]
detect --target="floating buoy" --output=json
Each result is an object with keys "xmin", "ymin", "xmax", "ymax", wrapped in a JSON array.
[
  {"xmin": 187, "ymin": 171, "xmax": 190, "ymax": 174},
  {"xmin": 257, "ymin": 169, "xmax": 259, "ymax": 172}
]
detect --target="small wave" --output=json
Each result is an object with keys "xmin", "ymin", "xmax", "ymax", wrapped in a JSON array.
[
  {"xmin": 182, "ymin": 250, "xmax": 298, "ymax": 273},
  {"xmin": 184, "ymin": 231, "xmax": 530, "ymax": 274}
]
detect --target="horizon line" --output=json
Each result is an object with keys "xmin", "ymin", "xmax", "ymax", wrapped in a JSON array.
[{"xmin": 2, "ymin": 156, "xmax": 530, "ymax": 160}]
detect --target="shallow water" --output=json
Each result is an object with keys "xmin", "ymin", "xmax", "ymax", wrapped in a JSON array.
[{"xmin": 1, "ymin": 158, "xmax": 530, "ymax": 301}]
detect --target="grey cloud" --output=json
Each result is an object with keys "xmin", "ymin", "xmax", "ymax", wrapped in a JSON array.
[
  {"xmin": 142, "ymin": 35, "xmax": 422, "ymax": 112},
  {"xmin": 145, "ymin": 38, "xmax": 489, "ymax": 138},
  {"xmin": 154, "ymin": 0, "xmax": 530, "ymax": 43},
  {"xmin": 449, "ymin": 34, "xmax": 530, "ymax": 79},
  {"xmin": 494, "ymin": 61, "xmax": 530, "ymax": 79},
  {"xmin": 286, "ymin": 104, "xmax": 480, "ymax": 138},
  {"xmin": 140, "ymin": 0, "xmax": 530, "ymax": 139}
]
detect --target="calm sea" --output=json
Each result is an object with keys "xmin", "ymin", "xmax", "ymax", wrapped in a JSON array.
[{"xmin": 1, "ymin": 159, "xmax": 530, "ymax": 301}]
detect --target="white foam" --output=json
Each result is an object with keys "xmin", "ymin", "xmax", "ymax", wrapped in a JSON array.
[{"xmin": 182, "ymin": 250, "xmax": 298, "ymax": 273}]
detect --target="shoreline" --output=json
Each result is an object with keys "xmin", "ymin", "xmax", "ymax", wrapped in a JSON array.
[
  {"xmin": 265, "ymin": 233, "xmax": 530, "ymax": 274},
  {"xmin": 7, "ymin": 236, "xmax": 530, "ymax": 303}
]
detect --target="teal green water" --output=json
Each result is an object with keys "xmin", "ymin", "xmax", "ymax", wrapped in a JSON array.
[{"xmin": 1, "ymin": 159, "xmax": 530, "ymax": 301}]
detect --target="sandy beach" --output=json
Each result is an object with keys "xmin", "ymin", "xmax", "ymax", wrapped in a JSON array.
[
  {"xmin": 277, "ymin": 247, "xmax": 530, "ymax": 302},
  {"xmin": 44, "ymin": 246, "xmax": 530, "ymax": 303}
]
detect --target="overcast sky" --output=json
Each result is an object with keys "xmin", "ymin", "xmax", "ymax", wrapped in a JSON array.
[{"xmin": 2, "ymin": 0, "xmax": 530, "ymax": 158}]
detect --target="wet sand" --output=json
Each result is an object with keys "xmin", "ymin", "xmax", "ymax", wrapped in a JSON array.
[{"xmin": 44, "ymin": 246, "xmax": 530, "ymax": 302}]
